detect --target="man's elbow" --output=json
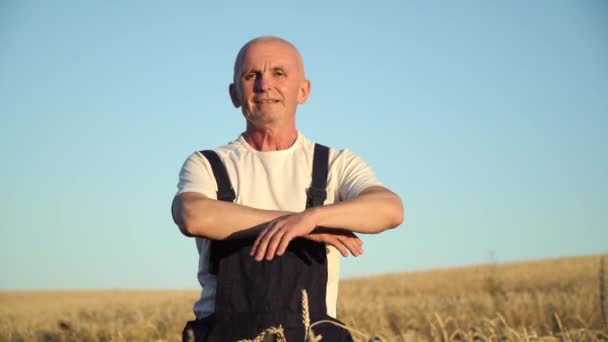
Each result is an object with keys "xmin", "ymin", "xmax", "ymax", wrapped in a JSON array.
[
  {"xmin": 172, "ymin": 212, "xmax": 193, "ymax": 238},
  {"xmin": 171, "ymin": 196, "xmax": 197, "ymax": 237},
  {"xmin": 389, "ymin": 207, "xmax": 404, "ymax": 229},
  {"xmin": 387, "ymin": 195, "xmax": 405, "ymax": 229},
  {"xmin": 173, "ymin": 212, "xmax": 193, "ymax": 237},
  {"xmin": 176, "ymin": 211, "xmax": 213, "ymax": 238},
  {"xmin": 175, "ymin": 211, "xmax": 206, "ymax": 238}
]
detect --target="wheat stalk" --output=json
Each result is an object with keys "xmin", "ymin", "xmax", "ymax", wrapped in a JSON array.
[
  {"xmin": 434, "ymin": 312, "xmax": 449, "ymax": 342},
  {"xmin": 302, "ymin": 289, "xmax": 311, "ymax": 330},
  {"xmin": 237, "ymin": 325, "xmax": 286, "ymax": 342},
  {"xmin": 553, "ymin": 313, "xmax": 571, "ymax": 342},
  {"xmin": 301, "ymin": 289, "xmax": 323, "ymax": 342}
]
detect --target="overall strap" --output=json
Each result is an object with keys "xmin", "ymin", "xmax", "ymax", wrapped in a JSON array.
[
  {"xmin": 200, "ymin": 150, "xmax": 236, "ymax": 202},
  {"xmin": 200, "ymin": 150, "xmax": 235, "ymax": 276},
  {"xmin": 306, "ymin": 143, "xmax": 329, "ymax": 209}
]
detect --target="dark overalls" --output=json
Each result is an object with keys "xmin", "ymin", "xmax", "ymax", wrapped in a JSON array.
[{"xmin": 182, "ymin": 144, "xmax": 353, "ymax": 342}]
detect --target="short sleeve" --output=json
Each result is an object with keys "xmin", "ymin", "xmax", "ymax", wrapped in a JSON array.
[
  {"xmin": 337, "ymin": 149, "xmax": 383, "ymax": 201},
  {"xmin": 176, "ymin": 152, "xmax": 218, "ymax": 199}
]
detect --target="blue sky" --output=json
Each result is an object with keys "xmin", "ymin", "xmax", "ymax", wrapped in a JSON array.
[{"xmin": 1, "ymin": 1, "xmax": 606, "ymax": 290}]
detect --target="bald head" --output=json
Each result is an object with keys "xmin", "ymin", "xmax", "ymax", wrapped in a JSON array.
[
  {"xmin": 232, "ymin": 36, "xmax": 305, "ymax": 83},
  {"xmin": 228, "ymin": 35, "xmax": 311, "ymax": 133}
]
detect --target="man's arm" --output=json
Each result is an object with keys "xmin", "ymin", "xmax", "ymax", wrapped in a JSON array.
[
  {"xmin": 172, "ymin": 192, "xmax": 365, "ymax": 257},
  {"xmin": 172, "ymin": 192, "xmax": 287, "ymax": 240},
  {"xmin": 308, "ymin": 185, "xmax": 404, "ymax": 234},
  {"xmin": 250, "ymin": 185, "xmax": 404, "ymax": 261}
]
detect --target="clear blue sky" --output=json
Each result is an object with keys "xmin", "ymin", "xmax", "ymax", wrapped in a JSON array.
[{"xmin": 1, "ymin": 1, "xmax": 606, "ymax": 290}]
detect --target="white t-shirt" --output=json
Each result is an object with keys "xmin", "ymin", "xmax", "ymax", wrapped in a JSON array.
[{"xmin": 176, "ymin": 132, "xmax": 382, "ymax": 318}]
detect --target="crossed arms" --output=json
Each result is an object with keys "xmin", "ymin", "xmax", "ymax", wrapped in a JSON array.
[{"xmin": 171, "ymin": 185, "xmax": 404, "ymax": 261}]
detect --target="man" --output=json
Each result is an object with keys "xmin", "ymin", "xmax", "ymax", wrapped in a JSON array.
[{"xmin": 172, "ymin": 36, "xmax": 404, "ymax": 341}]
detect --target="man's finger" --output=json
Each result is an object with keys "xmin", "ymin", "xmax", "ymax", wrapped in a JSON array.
[
  {"xmin": 343, "ymin": 231, "xmax": 362, "ymax": 245},
  {"xmin": 354, "ymin": 235, "xmax": 363, "ymax": 247},
  {"xmin": 250, "ymin": 226, "xmax": 271, "ymax": 256},
  {"xmin": 346, "ymin": 233, "xmax": 363, "ymax": 249},
  {"xmin": 340, "ymin": 236, "xmax": 362, "ymax": 257},
  {"xmin": 277, "ymin": 230, "xmax": 303, "ymax": 257},
  {"xmin": 249, "ymin": 224, "xmax": 274, "ymax": 257},
  {"xmin": 330, "ymin": 238, "xmax": 349, "ymax": 257},
  {"xmin": 323, "ymin": 235, "xmax": 349, "ymax": 257},
  {"xmin": 339, "ymin": 237, "xmax": 357, "ymax": 256},
  {"xmin": 255, "ymin": 224, "xmax": 283, "ymax": 261},
  {"xmin": 265, "ymin": 228, "xmax": 288, "ymax": 260}
]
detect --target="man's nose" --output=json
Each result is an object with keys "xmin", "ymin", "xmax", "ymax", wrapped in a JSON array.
[{"xmin": 254, "ymin": 74, "xmax": 273, "ymax": 92}]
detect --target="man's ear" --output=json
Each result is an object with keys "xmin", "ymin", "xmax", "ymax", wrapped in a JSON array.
[
  {"xmin": 229, "ymin": 83, "xmax": 241, "ymax": 108},
  {"xmin": 297, "ymin": 80, "xmax": 311, "ymax": 104}
]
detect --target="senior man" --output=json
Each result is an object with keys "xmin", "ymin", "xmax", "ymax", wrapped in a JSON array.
[{"xmin": 172, "ymin": 36, "xmax": 404, "ymax": 341}]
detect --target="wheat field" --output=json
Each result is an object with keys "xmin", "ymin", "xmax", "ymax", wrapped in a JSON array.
[{"xmin": 1, "ymin": 254, "xmax": 607, "ymax": 341}]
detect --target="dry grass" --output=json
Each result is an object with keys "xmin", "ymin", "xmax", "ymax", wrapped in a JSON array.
[
  {"xmin": 0, "ymin": 290, "xmax": 198, "ymax": 341},
  {"xmin": 1, "ymin": 254, "xmax": 607, "ymax": 341},
  {"xmin": 338, "ymin": 254, "xmax": 608, "ymax": 341}
]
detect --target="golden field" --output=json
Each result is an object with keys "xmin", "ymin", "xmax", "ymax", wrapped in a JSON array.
[{"xmin": 1, "ymin": 254, "xmax": 607, "ymax": 341}]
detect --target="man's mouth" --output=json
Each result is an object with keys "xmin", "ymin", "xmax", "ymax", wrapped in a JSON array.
[{"xmin": 254, "ymin": 99, "xmax": 280, "ymax": 104}]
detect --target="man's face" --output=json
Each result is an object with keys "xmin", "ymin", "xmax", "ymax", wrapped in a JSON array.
[{"xmin": 229, "ymin": 40, "xmax": 310, "ymax": 127}]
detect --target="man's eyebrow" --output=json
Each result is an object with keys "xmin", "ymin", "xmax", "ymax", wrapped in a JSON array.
[
  {"xmin": 239, "ymin": 65, "xmax": 288, "ymax": 77},
  {"xmin": 238, "ymin": 68, "xmax": 256, "ymax": 79}
]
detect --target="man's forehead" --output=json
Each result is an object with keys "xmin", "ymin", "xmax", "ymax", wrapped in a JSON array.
[
  {"xmin": 234, "ymin": 38, "xmax": 305, "ymax": 79},
  {"xmin": 240, "ymin": 41, "xmax": 301, "ymax": 67}
]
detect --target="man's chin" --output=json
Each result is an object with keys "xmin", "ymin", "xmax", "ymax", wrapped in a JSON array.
[
  {"xmin": 245, "ymin": 113, "xmax": 280, "ymax": 125},
  {"xmin": 249, "ymin": 110, "xmax": 282, "ymax": 119}
]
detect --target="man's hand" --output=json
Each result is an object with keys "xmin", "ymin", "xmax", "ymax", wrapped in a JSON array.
[
  {"xmin": 248, "ymin": 185, "xmax": 404, "ymax": 262},
  {"xmin": 249, "ymin": 211, "xmax": 364, "ymax": 261},
  {"xmin": 250, "ymin": 211, "xmax": 318, "ymax": 261},
  {"xmin": 304, "ymin": 228, "xmax": 363, "ymax": 258}
]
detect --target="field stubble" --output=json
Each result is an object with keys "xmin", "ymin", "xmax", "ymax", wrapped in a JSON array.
[{"xmin": 1, "ymin": 254, "xmax": 607, "ymax": 341}]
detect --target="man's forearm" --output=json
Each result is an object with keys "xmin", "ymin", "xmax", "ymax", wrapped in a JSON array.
[
  {"xmin": 173, "ymin": 185, "xmax": 403, "ymax": 241},
  {"xmin": 308, "ymin": 186, "xmax": 404, "ymax": 234},
  {"xmin": 172, "ymin": 192, "xmax": 288, "ymax": 239},
  {"xmin": 248, "ymin": 185, "xmax": 404, "ymax": 261}
]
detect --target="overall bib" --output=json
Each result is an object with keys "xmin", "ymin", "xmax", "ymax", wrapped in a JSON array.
[{"xmin": 182, "ymin": 144, "xmax": 353, "ymax": 342}]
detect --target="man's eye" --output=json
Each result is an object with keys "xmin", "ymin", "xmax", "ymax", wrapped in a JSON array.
[
  {"xmin": 274, "ymin": 70, "xmax": 286, "ymax": 77},
  {"xmin": 244, "ymin": 73, "xmax": 256, "ymax": 81}
]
